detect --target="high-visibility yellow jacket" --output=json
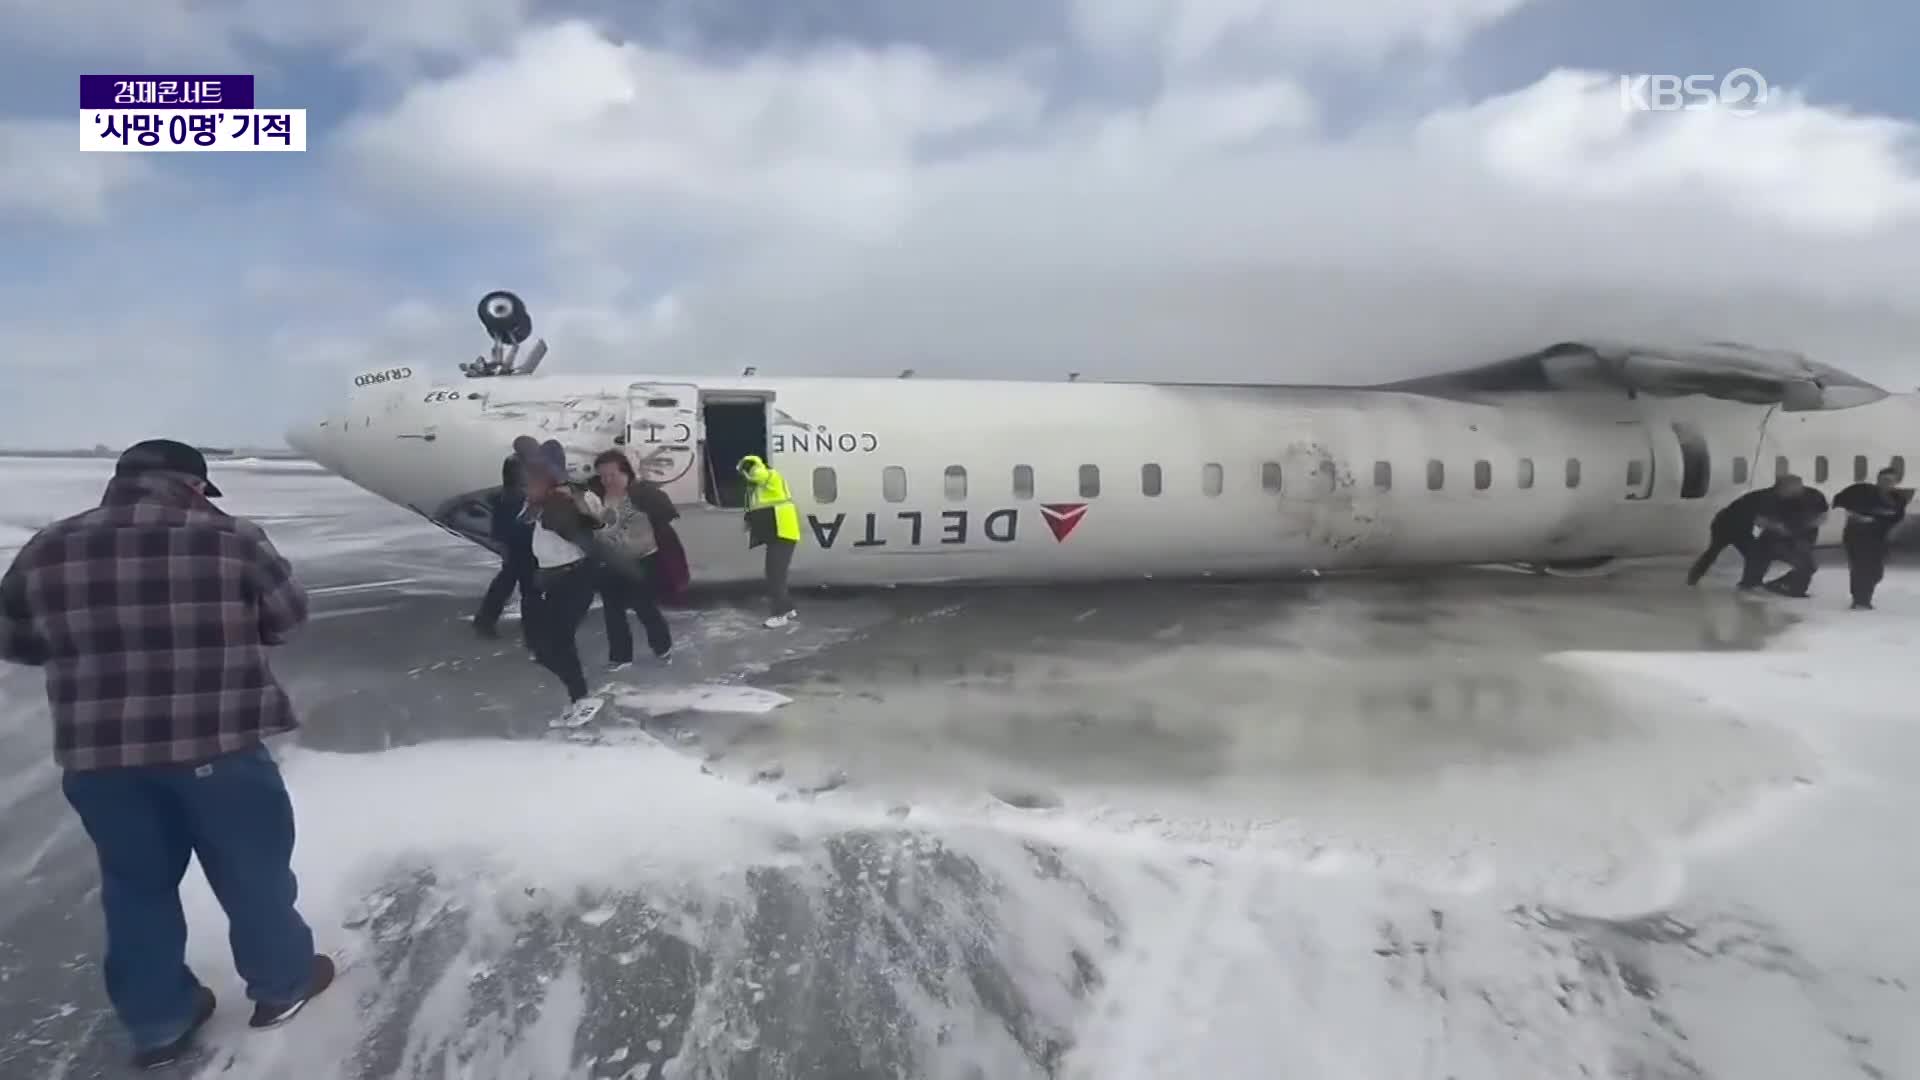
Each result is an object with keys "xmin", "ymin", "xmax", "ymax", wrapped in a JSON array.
[{"xmin": 740, "ymin": 456, "xmax": 800, "ymax": 546}]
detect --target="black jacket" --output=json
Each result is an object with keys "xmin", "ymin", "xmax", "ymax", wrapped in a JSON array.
[
  {"xmin": 1711, "ymin": 489, "xmax": 1773, "ymax": 534},
  {"xmin": 489, "ymin": 491, "xmax": 534, "ymax": 556},
  {"xmin": 1834, "ymin": 483, "xmax": 1911, "ymax": 539},
  {"xmin": 630, "ymin": 480, "xmax": 678, "ymax": 528}
]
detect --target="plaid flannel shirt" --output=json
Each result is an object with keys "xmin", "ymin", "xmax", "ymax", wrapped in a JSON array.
[{"xmin": 0, "ymin": 472, "xmax": 308, "ymax": 770}]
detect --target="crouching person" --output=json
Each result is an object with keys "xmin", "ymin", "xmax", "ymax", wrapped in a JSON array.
[{"xmin": 0, "ymin": 440, "xmax": 333, "ymax": 1069}]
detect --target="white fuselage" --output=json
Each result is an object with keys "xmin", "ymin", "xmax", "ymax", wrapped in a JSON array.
[{"xmin": 286, "ymin": 370, "xmax": 1920, "ymax": 586}]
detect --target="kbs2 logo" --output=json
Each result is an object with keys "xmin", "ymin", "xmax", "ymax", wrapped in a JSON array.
[
  {"xmin": 1619, "ymin": 69, "xmax": 1768, "ymax": 115},
  {"xmin": 353, "ymin": 367, "xmax": 413, "ymax": 387}
]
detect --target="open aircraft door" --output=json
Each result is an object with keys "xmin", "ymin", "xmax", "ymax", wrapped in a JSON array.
[{"xmin": 624, "ymin": 383, "xmax": 703, "ymax": 505}]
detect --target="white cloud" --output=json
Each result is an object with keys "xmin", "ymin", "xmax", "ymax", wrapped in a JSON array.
[
  {"xmin": 1068, "ymin": 0, "xmax": 1536, "ymax": 69},
  {"xmin": 525, "ymin": 50, "xmax": 1920, "ymax": 387},
  {"xmin": 1417, "ymin": 70, "xmax": 1920, "ymax": 235},
  {"xmin": 0, "ymin": 119, "xmax": 153, "ymax": 225},
  {"xmin": 338, "ymin": 20, "xmax": 1046, "ymax": 240},
  {"xmin": 11, "ymin": 6, "xmax": 1920, "ymax": 447}
]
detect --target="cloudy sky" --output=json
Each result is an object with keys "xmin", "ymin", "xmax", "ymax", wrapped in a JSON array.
[{"xmin": 2, "ymin": 0, "xmax": 1917, "ymax": 448}]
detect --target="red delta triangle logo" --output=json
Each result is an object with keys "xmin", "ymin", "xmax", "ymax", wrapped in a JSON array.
[{"xmin": 1039, "ymin": 503, "xmax": 1088, "ymax": 542}]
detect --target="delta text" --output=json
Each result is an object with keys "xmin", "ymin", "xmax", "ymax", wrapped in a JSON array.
[{"xmin": 808, "ymin": 509, "xmax": 1018, "ymax": 548}]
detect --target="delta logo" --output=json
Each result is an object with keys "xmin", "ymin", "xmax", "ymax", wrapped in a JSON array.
[{"xmin": 1040, "ymin": 502, "xmax": 1088, "ymax": 542}]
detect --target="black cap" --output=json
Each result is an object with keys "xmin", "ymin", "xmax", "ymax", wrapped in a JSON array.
[{"xmin": 114, "ymin": 439, "xmax": 223, "ymax": 498}]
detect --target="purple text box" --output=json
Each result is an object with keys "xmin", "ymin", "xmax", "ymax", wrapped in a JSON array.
[{"xmin": 79, "ymin": 75, "xmax": 254, "ymax": 110}]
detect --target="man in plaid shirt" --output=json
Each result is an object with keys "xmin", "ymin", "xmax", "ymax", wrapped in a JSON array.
[{"xmin": 1, "ymin": 440, "xmax": 335, "ymax": 1069}]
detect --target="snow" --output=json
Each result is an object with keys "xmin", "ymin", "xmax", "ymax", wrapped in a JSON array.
[
  {"xmin": 129, "ymin": 574, "xmax": 1914, "ymax": 1078},
  {"xmin": 0, "ymin": 456, "xmax": 476, "ymax": 571},
  {"xmin": 5, "ymin": 450, "xmax": 1915, "ymax": 1080},
  {"xmin": 167, "ymin": 738, "xmax": 840, "ymax": 1079},
  {"xmin": 610, "ymin": 683, "xmax": 793, "ymax": 717}
]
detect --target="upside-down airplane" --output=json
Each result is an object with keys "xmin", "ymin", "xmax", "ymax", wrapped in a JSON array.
[{"xmin": 286, "ymin": 291, "xmax": 1915, "ymax": 586}]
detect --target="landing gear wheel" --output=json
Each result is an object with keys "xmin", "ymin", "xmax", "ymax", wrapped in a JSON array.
[{"xmin": 477, "ymin": 290, "xmax": 533, "ymax": 346}]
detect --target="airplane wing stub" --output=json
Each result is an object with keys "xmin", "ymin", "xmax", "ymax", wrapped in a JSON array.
[{"xmin": 1383, "ymin": 340, "xmax": 1888, "ymax": 411}]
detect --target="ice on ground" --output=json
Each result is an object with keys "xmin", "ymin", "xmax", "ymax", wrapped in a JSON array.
[{"xmin": 610, "ymin": 684, "xmax": 793, "ymax": 717}]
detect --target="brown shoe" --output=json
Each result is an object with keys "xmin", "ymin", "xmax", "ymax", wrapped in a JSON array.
[{"xmin": 248, "ymin": 953, "xmax": 335, "ymax": 1029}]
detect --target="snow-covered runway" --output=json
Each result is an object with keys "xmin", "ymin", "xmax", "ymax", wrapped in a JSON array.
[{"xmin": 1, "ymin": 457, "xmax": 1912, "ymax": 1079}]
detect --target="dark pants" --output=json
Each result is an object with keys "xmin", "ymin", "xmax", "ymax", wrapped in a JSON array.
[
  {"xmin": 61, "ymin": 743, "xmax": 315, "ymax": 1051},
  {"xmin": 475, "ymin": 548, "xmax": 538, "ymax": 644},
  {"xmin": 1844, "ymin": 527, "xmax": 1888, "ymax": 605},
  {"xmin": 600, "ymin": 558, "xmax": 672, "ymax": 662},
  {"xmin": 531, "ymin": 562, "xmax": 598, "ymax": 700},
  {"xmin": 1751, "ymin": 531, "xmax": 1816, "ymax": 595},
  {"xmin": 1687, "ymin": 527, "xmax": 1759, "ymax": 585},
  {"xmin": 763, "ymin": 538, "xmax": 796, "ymax": 615}
]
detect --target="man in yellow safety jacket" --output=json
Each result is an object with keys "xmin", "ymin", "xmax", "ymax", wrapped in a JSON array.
[{"xmin": 738, "ymin": 455, "xmax": 800, "ymax": 627}]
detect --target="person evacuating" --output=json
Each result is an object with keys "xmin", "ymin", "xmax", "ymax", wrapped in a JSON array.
[
  {"xmin": 738, "ymin": 454, "xmax": 799, "ymax": 628},
  {"xmin": 472, "ymin": 455, "xmax": 538, "ymax": 648},
  {"xmin": 1686, "ymin": 485, "xmax": 1772, "ymax": 586},
  {"xmin": 1833, "ymin": 466, "xmax": 1912, "ymax": 610},
  {"xmin": 589, "ymin": 449, "xmax": 673, "ymax": 668},
  {"xmin": 1, "ymin": 439, "xmax": 334, "ymax": 1069},
  {"xmin": 632, "ymin": 470, "xmax": 692, "ymax": 605},
  {"xmin": 1744, "ymin": 473, "xmax": 1828, "ymax": 598},
  {"xmin": 520, "ymin": 443, "xmax": 609, "ymax": 726}
]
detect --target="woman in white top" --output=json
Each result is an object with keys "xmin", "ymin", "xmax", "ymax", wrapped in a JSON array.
[{"xmin": 520, "ymin": 460, "xmax": 605, "ymax": 726}]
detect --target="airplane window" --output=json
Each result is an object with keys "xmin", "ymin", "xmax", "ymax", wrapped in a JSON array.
[
  {"xmin": 1474, "ymin": 460, "xmax": 1491, "ymax": 490},
  {"xmin": 1855, "ymin": 455, "xmax": 1870, "ymax": 482},
  {"xmin": 1565, "ymin": 458, "xmax": 1581, "ymax": 488},
  {"xmin": 1141, "ymin": 463, "xmax": 1162, "ymax": 497},
  {"xmin": 1426, "ymin": 460, "xmax": 1444, "ymax": 490},
  {"xmin": 1261, "ymin": 462, "xmax": 1282, "ymax": 494},
  {"xmin": 1775, "ymin": 455, "xmax": 1790, "ymax": 480},
  {"xmin": 1517, "ymin": 457, "xmax": 1534, "ymax": 489},
  {"xmin": 1202, "ymin": 463, "xmax": 1223, "ymax": 496},
  {"xmin": 1373, "ymin": 461, "xmax": 1391, "ymax": 490},
  {"xmin": 944, "ymin": 465, "xmax": 967, "ymax": 501},
  {"xmin": 1892, "ymin": 455, "xmax": 1907, "ymax": 479},
  {"xmin": 1732, "ymin": 456, "xmax": 1748, "ymax": 484},
  {"xmin": 1012, "ymin": 464, "xmax": 1034, "ymax": 499},
  {"xmin": 1813, "ymin": 456, "xmax": 1829, "ymax": 484},
  {"xmin": 882, "ymin": 465, "xmax": 907, "ymax": 503},
  {"xmin": 1626, "ymin": 460, "xmax": 1644, "ymax": 488},
  {"xmin": 1079, "ymin": 464, "xmax": 1100, "ymax": 498},
  {"xmin": 811, "ymin": 466, "xmax": 837, "ymax": 504}
]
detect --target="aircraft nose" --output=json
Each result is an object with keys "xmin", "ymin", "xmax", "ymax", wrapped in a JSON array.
[{"xmin": 283, "ymin": 416, "xmax": 332, "ymax": 469}]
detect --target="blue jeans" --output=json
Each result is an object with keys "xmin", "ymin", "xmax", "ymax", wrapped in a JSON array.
[{"xmin": 61, "ymin": 742, "xmax": 315, "ymax": 1050}]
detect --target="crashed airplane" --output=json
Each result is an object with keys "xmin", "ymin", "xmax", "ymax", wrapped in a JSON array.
[{"xmin": 286, "ymin": 291, "xmax": 1917, "ymax": 586}]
